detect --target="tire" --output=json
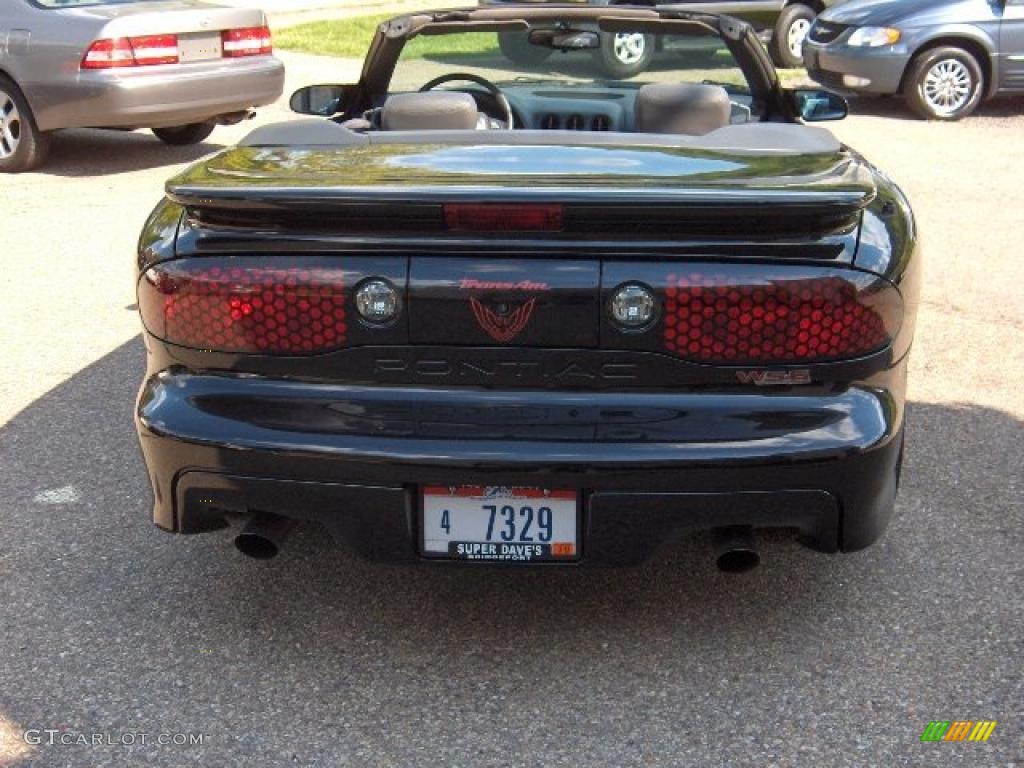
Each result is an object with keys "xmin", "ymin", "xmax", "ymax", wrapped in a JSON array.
[
  {"xmin": 0, "ymin": 75, "xmax": 51, "ymax": 173},
  {"xmin": 497, "ymin": 31, "xmax": 552, "ymax": 67},
  {"xmin": 152, "ymin": 121, "xmax": 216, "ymax": 146},
  {"xmin": 593, "ymin": 31, "xmax": 655, "ymax": 79},
  {"xmin": 769, "ymin": 4, "xmax": 817, "ymax": 69},
  {"xmin": 902, "ymin": 46, "xmax": 984, "ymax": 121}
]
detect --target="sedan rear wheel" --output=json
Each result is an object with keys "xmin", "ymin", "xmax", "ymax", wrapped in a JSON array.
[
  {"xmin": 903, "ymin": 46, "xmax": 984, "ymax": 120},
  {"xmin": 152, "ymin": 121, "xmax": 216, "ymax": 146},
  {"xmin": 0, "ymin": 76, "xmax": 51, "ymax": 173}
]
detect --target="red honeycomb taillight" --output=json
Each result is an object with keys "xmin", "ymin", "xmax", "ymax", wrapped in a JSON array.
[
  {"xmin": 139, "ymin": 260, "xmax": 347, "ymax": 354},
  {"xmin": 660, "ymin": 268, "xmax": 901, "ymax": 364}
]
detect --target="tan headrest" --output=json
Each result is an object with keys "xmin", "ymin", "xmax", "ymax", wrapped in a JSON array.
[
  {"xmin": 381, "ymin": 91, "xmax": 480, "ymax": 131},
  {"xmin": 635, "ymin": 83, "xmax": 731, "ymax": 135}
]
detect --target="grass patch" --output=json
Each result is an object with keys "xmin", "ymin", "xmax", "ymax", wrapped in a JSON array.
[{"xmin": 275, "ymin": 16, "xmax": 499, "ymax": 60}]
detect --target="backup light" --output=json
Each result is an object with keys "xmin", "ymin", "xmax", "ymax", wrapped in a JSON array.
[
  {"xmin": 355, "ymin": 279, "xmax": 400, "ymax": 324},
  {"xmin": 610, "ymin": 283, "xmax": 658, "ymax": 329}
]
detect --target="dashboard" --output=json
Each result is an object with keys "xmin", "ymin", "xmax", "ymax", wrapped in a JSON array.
[
  {"xmin": 509, "ymin": 86, "xmax": 632, "ymax": 131},
  {"xmin": 473, "ymin": 83, "xmax": 755, "ymax": 132}
]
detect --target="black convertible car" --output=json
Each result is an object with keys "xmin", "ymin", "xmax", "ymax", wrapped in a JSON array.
[{"xmin": 135, "ymin": 5, "xmax": 920, "ymax": 571}]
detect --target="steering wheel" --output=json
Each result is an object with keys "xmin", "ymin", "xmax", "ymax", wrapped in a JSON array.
[{"xmin": 419, "ymin": 72, "xmax": 514, "ymax": 128}]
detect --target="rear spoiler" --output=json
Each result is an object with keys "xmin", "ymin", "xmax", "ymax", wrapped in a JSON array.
[
  {"xmin": 165, "ymin": 189, "xmax": 870, "ymax": 246},
  {"xmin": 168, "ymin": 183, "xmax": 874, "ymax": 216},
  {"xmin": 166, "ymin": 141, "xmax": 876, "ymax": 240}
]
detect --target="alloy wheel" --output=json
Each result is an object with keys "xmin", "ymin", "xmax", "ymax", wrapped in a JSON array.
[
  {"xmin": 922, "ymin": 58, "xmax": 972, "ymax": 116},
  {"xmin": 613, "ymin": 33, "xmax": 647, "ymax": 65},
  {"xmin": 0, "ymin": 89, "xmax": 22, "ymax": 159},
  {"xmin": 787, "ymin": 18, "xmax": 812, "ymax": 60}
]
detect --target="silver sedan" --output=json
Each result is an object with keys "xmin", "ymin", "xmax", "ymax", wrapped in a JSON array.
[{"xmin": 0, "ymin": 0, "xmax": 285, "ymax": 172}]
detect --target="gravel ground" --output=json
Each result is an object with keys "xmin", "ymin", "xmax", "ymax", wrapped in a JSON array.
[{"xmin": 0, "ymin": 50, "xmax": 1022, "ymax": 767}]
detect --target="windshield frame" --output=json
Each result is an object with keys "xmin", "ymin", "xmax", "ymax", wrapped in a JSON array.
[{"xmin": 351, "ymin": 7, "xmax": 781, "ymax": 119}]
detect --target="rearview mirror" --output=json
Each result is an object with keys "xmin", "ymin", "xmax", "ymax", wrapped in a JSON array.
[
  {"xmin": 289, "ymin": 85, "xmax": 354, "ymax": 117},
  {"xmin": 527, "ymin": 29, "xmax": 601, "ymax": 51},
  {"xmin": 790, "ymin": 89, "xmax": 849, "ymax": 122}
]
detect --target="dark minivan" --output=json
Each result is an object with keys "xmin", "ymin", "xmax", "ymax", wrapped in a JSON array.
[{"xmin": 804, "ymin": 0, "xmax": 1024, "ymax": 119}]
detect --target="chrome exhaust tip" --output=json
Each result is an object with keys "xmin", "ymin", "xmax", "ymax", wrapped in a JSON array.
[
  {"xmin": 234, "ymin": 512, "xmax": 295, "ymax": 559},
  {"xmin": 712, "ymin": 526, "xmax": 760, "ymax": 573}
]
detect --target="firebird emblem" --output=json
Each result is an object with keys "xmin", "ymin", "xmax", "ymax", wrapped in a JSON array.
[{"xmin": 470, "ymin": 298, "xmax": 537, "ymax": 343}]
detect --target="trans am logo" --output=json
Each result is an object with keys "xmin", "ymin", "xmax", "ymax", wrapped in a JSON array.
[
  {"xmin": 470, "ymin": 297, "xmax": 537, "ymax": 343},
  {"xmin": 460, "ymin": 277, "xmax": 549, "ymax": 343}
]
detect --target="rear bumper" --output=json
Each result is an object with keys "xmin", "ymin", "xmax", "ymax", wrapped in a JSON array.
[
  {"xmin": 35, "ymin": 56, "xmax": 285, "ymax": 132},
  {"xmin": 137, "ymin": 368, "xmax": 905, "ymax": 565},
  {"xmin": 803, "ymin": 41, "xmax": 910, "ymax": 95}
]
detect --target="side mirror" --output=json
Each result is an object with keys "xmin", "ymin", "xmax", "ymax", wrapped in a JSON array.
[
  {"xmin": 790, "ymin": 88, "xmax": 849, "ymax": 122},
  {"xmin": 289, "ymin": 84, "xmax": 355, "ymax": 117}
]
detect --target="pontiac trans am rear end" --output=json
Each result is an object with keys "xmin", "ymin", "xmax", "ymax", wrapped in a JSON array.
[{"xmin": 134, "ymin": 7, "xmax": 920, "ymax": 570}]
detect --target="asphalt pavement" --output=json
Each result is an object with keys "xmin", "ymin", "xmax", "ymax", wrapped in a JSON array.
[{"xmin": 0, "ymin": 50, "xmax": 1021, "ymax": 767}]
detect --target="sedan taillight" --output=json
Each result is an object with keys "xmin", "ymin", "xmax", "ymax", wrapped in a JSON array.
[
  {"xmin": 82, "ymin": 34, "xmax": 179, "ymax": 69},
  {"xmin": 221, "ymin": 26, "xmax": 273, "ymax": 57},
  {"xmin": 139, "ymin": 259, "xmax": 348, "ymax": 355}
]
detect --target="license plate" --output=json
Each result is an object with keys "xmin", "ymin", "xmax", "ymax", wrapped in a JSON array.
[
  {"xmin": 178, "ymin": 33, "xmax": 223, "ymax": 62},
  {"xmin": 422, "ymin": 486, "xmax": 578, "ymax": 562}
]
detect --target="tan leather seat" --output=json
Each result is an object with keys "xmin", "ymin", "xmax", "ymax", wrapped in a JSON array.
[{"xmin": 634, "ymin": 83, "xmax": 731, "ymax": 135}]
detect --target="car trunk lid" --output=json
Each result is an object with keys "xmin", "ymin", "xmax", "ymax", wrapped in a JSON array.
[
  {"xmin": 81, "ymin": 1, "xmax": 266, "ymax": 40},
  {"xmin": 166, "ymin": 141, "xmax": 877, "ymax": 239}
]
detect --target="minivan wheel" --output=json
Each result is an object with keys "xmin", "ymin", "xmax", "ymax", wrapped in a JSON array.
[
  {"xmin": 0, "ymin": 75, "xmax": 51, "ymax": 173},
  {"xmin": 903, "ymin": 46, "xmax": 984, "ymax": 120},
  {"xmin": 152, "ymin": 121, "xmax": 216, "ymax": 145},
  {"xmin": 593, "ymin": 31, "xmax": 654, "ymax": 79},
  {"xmin": 769, "ymin": 4, "xmax": 817, "ymax": 69}
]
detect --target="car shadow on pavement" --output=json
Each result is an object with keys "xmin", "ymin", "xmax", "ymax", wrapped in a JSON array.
[
  {"xmin": 848, "ymin": 93, "xmax": 1024, "ymax": 121},
  {"xmin": 0, "ymin": 337, "xmax": 1020, "ymax": 765},
  {"xmin": 38, "ymin": 128, "xmax": 222, "ymax": 178}
]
